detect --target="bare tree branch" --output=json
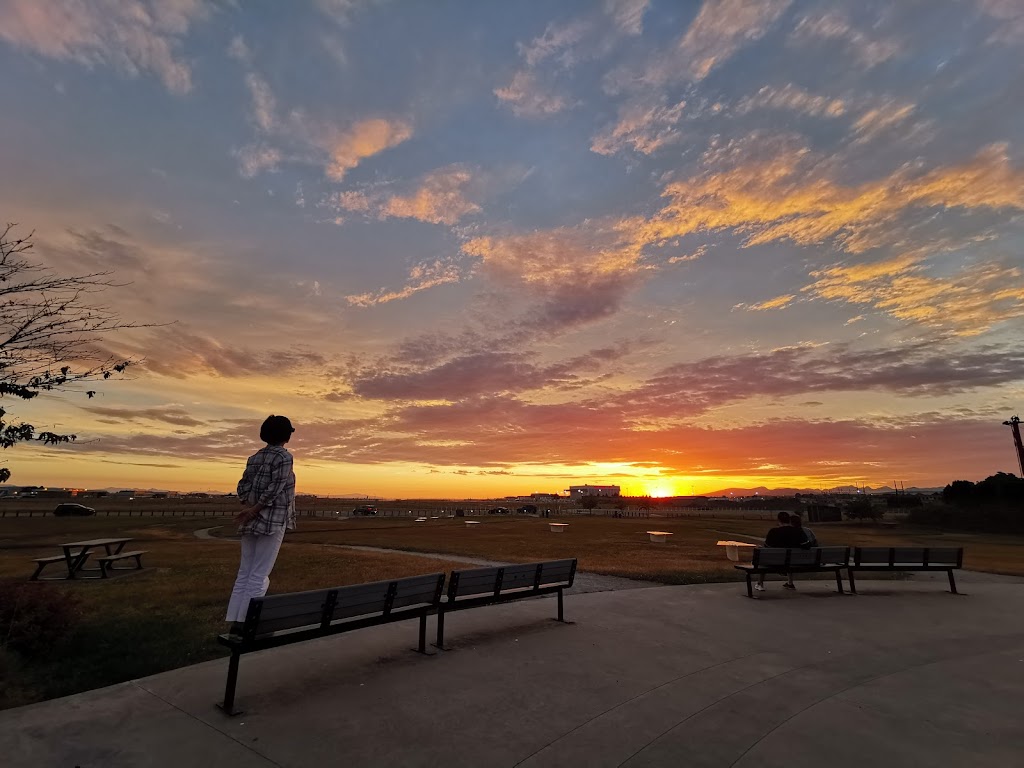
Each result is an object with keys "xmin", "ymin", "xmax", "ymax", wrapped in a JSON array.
[{"xmin": 0, "ymin": 224, "xmax": 148, "ymax": 481}]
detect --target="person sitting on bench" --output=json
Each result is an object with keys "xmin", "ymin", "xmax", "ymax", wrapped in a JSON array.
[
  {"xmin": 791, "ymin": 512, "xmax": 817, "ymax": 548},
  {"xmin": 755, "ymin": 511, "xmax": 806, "ymax": 592}
]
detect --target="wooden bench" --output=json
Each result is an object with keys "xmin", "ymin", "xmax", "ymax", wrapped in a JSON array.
[
  {"xmin": 97, "ymin": 550, "xmax": 147, "ymax": 578},
  {"xmin": 216, "ymin": 572, "xmax": 445, "ymax": 715},
  {"xmin": 435, "ymin": 559, "xmax": 577, "ymax": 649},
  {"xmin": 847, "ymin": 547, "xmax": 963, "ymax": 594},
  {"xmin": 734, "ymin": 547, "xmax": 849, "ymax": 598},
  {"xmin": 30, "ymin": 551, "xmax": 86, "ymax": 581}
]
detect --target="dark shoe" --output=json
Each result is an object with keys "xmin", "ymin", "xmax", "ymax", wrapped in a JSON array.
[{"xmin": 783, "ymin": 583, "xmax": 796, "ymax": 590}]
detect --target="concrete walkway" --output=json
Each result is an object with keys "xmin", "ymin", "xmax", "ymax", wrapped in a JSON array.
[{"xmin": 3, "ymin": 579, "xmax": 1023, "ymax": 767}]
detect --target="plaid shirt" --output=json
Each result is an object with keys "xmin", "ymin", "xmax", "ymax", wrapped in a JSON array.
[{"xmin": 236, "ymin": 445, "xmax": 296, "ymax": 535}]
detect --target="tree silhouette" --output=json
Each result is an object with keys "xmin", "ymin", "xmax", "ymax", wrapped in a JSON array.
[{"xmin": 0, "ymin": 224, "xmax": 138, "ymax": 482}]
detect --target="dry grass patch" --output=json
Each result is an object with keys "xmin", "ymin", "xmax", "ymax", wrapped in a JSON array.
[{"xmin": 0, "ymin": 516, "xmax": 466, "ymax": 710}]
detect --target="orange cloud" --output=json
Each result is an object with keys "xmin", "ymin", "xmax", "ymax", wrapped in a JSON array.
[
  {"xmin": 0, "ymin": 0, "xmax": 206, "ymax": 93},
  {"xmin": 591, "ymin": 98, "xmax": 687, "ymax": 155},
  {"xmin": 380, "ymin": 167, "xmax": 481, "ymax": 225},
  {"xmin": 321, "ymin": 118, "xmax": 413, "ymax": 181},
  {"xmin": 737, "ymin": 84, "xmax": 846, "ymax": 118},
  {"xmin": 746, "ymin": 294, "xmax": 796, "ymax": 311},
  {"xmin": 806, "ymin": 254, "xmax": 1024, "ymax": 337},
  {"xmin": 621, "ymin": 142, "xmax": 1024, "ymax": 255},
  {"xmin": 345, "ymin": 259, "xmax": 463, "ymax": 307},
  {"xmin": 330, "ymin": 165, "xmax": 482, "ymax": 226},
  {"xmin": 676, "ymin": 0, "xmax": 791, "ymax": 81}
]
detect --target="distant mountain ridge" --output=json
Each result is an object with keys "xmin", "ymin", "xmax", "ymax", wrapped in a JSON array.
[{"xmin": 704, "ymin": 485, "xmax": 943, "ymax": 497}]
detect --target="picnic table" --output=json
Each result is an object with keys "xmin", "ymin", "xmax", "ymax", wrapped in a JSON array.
[
  {"xmin": 30, "ymin": 538, "xmax": 146, "ymax": 580},
  {"xmin": 716, "ymin": 540, "xmax": 757, "ymax": 562}
]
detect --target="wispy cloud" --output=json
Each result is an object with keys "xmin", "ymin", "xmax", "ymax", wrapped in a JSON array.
[
  {"xmin": 591, "ymin": 98, "xmax": 687, "ymax": 156},
  {"xmin": 331, "ymin": 165, "xmax": 482, "ymax": 225},
  {"xmin": 344, "ymin": 259, "xmax": 463, "ymax": 307},
  {"xmin": 495, "ymin": 71, "xmax": 571, "ymax": 117},
  {"xmin": 0, "ymin": 0, "xmax": 208, "ymax": 93},
  {"xmin": 789, "ymin": 10, "xmax": 900, "ymax": 69}
]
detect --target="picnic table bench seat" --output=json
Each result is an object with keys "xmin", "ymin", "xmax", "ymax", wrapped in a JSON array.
[
  {"xmin": 96, "ymin": 550, "xmax": 147, "ymax": 577},
  {"xmin": 435, "ymin": 558, "xmax": 577, "ymax": 648},
  {"xmin": 734, "ymin": 547, "xmax": 850, "ymax": 598},
  {"xmin": 216, "ymin": 572, "xmax": 446, "ymax": 715},
  {"xmin": 847, "ymin": 547, "xmax": 963, "ymax": 594},
  {"xmin": 31, "ymin": 551, "xmax": 87, "ymax": 581}
]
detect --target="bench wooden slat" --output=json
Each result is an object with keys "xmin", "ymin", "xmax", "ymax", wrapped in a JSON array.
[{"xmin": 32, "ymin": 551, "xmax": 85, "ymax": 564}]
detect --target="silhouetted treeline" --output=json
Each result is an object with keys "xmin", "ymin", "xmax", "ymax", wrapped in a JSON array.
[{"xmin": 909, "ymin": 472, "xmax": 1024, "ymax": 533}]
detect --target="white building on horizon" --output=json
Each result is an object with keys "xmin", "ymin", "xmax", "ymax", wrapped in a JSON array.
[{"xmin": 566, "ymin": 484, "xmax": 620, "ymax": 497}]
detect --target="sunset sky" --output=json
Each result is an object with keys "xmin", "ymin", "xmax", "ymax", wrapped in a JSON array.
[{"xmin": 1, "ymin": 0, "xmax": 1023, "ymax": 498}]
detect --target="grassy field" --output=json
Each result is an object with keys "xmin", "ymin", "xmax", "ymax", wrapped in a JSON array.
[
  {"xmin": 0, "ymin": 514, "xmax": 468, "ymax": 710},
  {"xmin": 279, "ymin": 515, "xmax": 1024, "ymax": 581},
  {"xmin": 3, "ymin": 508, "xmax": 1022, "ymax": 710}
]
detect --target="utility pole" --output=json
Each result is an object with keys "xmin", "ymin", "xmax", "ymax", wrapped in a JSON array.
[{"xmin": 1004, "ymin": 416, "xmax": 1024, "ymax": 478}]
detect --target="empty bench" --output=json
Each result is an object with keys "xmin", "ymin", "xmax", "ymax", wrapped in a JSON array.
[
  {"xmin": 847, "ymin": 547, "xmax": 963, "ymax": 594},
  {"xmin": 217, "ymin": 572, "xmax": 445, "ymax": 715},
  {"xmin": 435, "ymin": 559, "xmax": 577, "ymax": 648},
  {"xmin": 734, "ymin": 547, "xmax": 849, "ymax": 598},
  {"xmin": 97, "ymin": 550, "xmax": 147, "ymax": 577}
]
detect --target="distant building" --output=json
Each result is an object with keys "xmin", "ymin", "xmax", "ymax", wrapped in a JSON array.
[{"xmin": 566, "ymin": 485, "xmax": 620, "ymax": 498}]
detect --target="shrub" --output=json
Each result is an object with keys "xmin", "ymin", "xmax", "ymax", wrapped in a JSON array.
[{"xmin": 0, "ymin": 580, "xmax": 81, "ymax": 657}]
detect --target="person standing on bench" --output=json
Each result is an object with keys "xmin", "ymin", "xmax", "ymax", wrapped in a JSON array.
[
  {"xmin": 754, "ymin": 511, "xmax": 805, "ymax": 592},
  {"xmin": 226, "ymin": 415, "xmax": 297, "ymax": 635}
]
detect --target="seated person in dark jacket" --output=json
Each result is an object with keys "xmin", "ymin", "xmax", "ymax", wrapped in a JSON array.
[{"xmin": 756, "ymin": 511, "xmax": 806, "ymax": 591}]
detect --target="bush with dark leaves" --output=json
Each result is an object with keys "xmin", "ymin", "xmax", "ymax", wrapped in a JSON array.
[{"xmin": 0, "ymin": 580, "xmax": 81, "ymax": 657}]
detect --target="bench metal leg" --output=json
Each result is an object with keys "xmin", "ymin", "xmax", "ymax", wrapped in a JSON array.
[
  {"xmin": 948, "ymin": 569, "xmax": 958, "ymax": 594},
  {"xmin": 557, "ymin": 588, "xmax": 564, "ymax": 622},
  {"xmin": 745, "ymin": 573, "xmax": 753, "ymax": 598},
  {"xmin": 433, "ymin": 608, "xmax": 446, "ymax": 649},
  {"xmin": 834, "ymin": 568, "xmax": 844, "ymax": 594},
  {"xmin": 413, "ymin": 614, "xmax": 429, "ymax": 654},
  {"xmin": 218, "ymin": 651, "xmax": 242, "ymax": 716},
  {"xmin": 847, "ymin": 569, "xmax": 857, "ymax": 594}
]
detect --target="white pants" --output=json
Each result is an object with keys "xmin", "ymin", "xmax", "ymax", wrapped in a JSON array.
[{"xmin": 225, "ymin": 528, "xmax": 286, "ymax": 622}]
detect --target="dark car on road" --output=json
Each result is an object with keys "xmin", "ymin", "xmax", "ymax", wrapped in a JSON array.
[
  {"xmin": 487, "ymin": 507, "xmax": 511, "ymax": 514},
  {"xmin": 53, "ymin": 503, "xmax": 96, "ymax": 517},
  {"xmin": 516, "ymin": 504, "xmax": 538, "ymax": 514},
  {"xmin": 351, "ymin": 505, "xmax": 378, "ymax": 516}
]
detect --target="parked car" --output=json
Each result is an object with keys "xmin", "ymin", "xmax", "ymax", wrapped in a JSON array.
[
  {"xmin": 487, "ymin": 507, "xmax": 511, "ymax": 515},
  {"xmin": 53, "ymin": 503, "xmax": 96, "ymax": 517},
  {"xmin": 351, "ymin": 505, "xmax": 378, "ymax": 516},
  {"xmin": 516, "ymin": 504, "xmax": 538, "ymax": 514}
]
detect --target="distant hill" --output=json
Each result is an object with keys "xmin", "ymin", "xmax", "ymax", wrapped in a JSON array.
[{"xmin": 705, "ymin": 485, "xmax": 943, "ymax": 497}]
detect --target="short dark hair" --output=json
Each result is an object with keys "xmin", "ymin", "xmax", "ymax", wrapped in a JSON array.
[
  {"xmin": 776, "ymin": 511, "xmax": 791, "ymax": 523},
  {"xmin": 790, "ymin": 513, "xmax": 803, "ymax": 526},
  {"xmin": 260, "ymin": 415, "xmax": 294, "ymax": 444}
]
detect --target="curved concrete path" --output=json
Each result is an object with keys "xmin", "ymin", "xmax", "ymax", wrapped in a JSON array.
[
  {"xmin": 194, "ymin": 526, "xmax": 655, "ymax": 594},
  {"xmin": 3, "ymin": 580, "xmax": 1023, "ymax": 767}
]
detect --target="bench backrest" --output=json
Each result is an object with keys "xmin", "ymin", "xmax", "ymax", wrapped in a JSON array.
[
  {"xmin": 854, "ymin": 547, "xmax": 963, "ymax": 567},
  {"xmin": 243, "ymin": 572, "xmax": 445, "ymax": 639},
  {"xmin": 752, "ymin": 547, "xmax": 850, "ymax": 568},
  {"xmin": 448, "ymin": 559, "xmax": 577, "ymax": 600}
]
